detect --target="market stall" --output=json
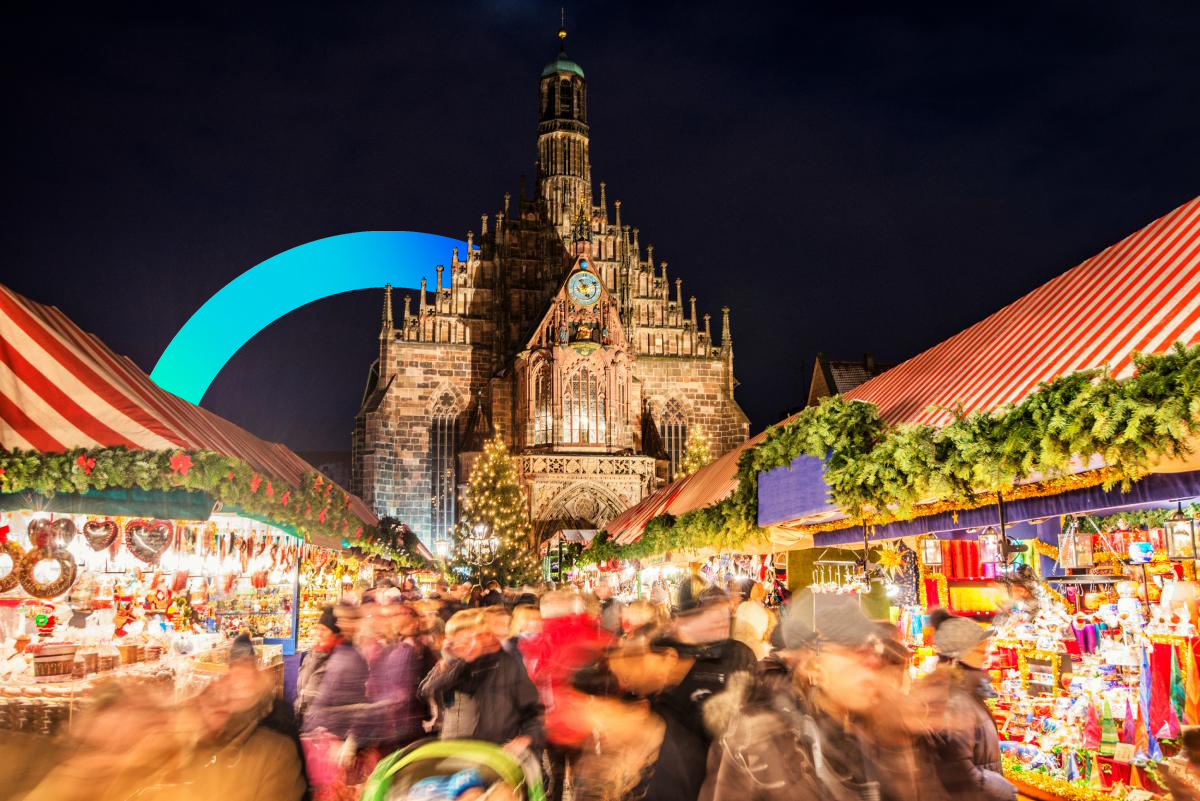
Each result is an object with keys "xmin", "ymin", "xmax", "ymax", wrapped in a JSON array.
[{"xmin": 0, "ymin": 282, "xmax": 391, "ymax": 735}]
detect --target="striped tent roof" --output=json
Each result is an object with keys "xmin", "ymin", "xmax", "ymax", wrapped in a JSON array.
[
  {"xmin": 0, "ymin": 283, "xmax": 377, "ymax": 527},
  {"xmin": 845, "ymin": 196, "xmax": 1200, "ymax": 425}
]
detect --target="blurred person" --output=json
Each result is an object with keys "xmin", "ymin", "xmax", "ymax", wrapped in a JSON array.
[
  {"xmin": 481, "ymin": 579, "xmax": 505, "ymax": 607},
  {"xmin": 620, "ymin": 598, "xmax": 669, "ymax": 642},
  {"xmin": 25, "ymin": 655, "xmax": 305, "ymax": 801},
  {"xmin": 653, "ymin": 577, "xmax": 755, "ymax": 746},
  {"xmin": 365, "ymin": 602, "xmax": 430, "ymax": 751},
  {"xmin": 919, "ymin": 610, "xmax": 1015, "ymax": 801},
  {"xmin": 731, "ymin": 581, "xmax": 773, "ymax": 659},
  {"xmin": 570, "ymin": 648, "xmax": 707, "ymax": 801},
  {"xmin": 482, "ymin": 604, "xmax": 513, "ymax": 645},
  {"xmin": 506, "ymin": 603, "xmax": 543, "ymax": 656},
  {"xmin": 465, "ymin": 584, "xmax": 485, "ymax": 608},
  {"xmin": 595, "ymin": 574, "xmax": 625, "ymax": 632},
  {"xmin": 419, "ymin": 608, "xmax": 544, "ymax": 754},
  {"xmin": 703, "ymin": 591, "xmax": 929, "ymax": 801},
  {"xmin": 295, "ymin": 606, "xmax": 344, "ymax": 725},
  {"xmin": 521, "ymin": 591, "xmax": 614, "ymax": 801}
]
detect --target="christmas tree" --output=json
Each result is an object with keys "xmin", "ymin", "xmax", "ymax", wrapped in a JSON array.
[
  {"xmin": 677, "ymin": 429, "xmax": 712, "ymax": 478},
  {"xmin": 454, "ymin": 435, "xmax": 540, "ymax": 586}
]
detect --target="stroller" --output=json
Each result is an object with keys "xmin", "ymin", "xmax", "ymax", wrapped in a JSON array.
[{"xmin": 361, "ymin": 739, "xmax": 546, "ymax": 801}]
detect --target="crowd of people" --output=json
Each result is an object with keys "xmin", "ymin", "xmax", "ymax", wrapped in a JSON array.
[{"xmin": 3, "ymin": 573, "xmax": 1024, "ymax": 801}]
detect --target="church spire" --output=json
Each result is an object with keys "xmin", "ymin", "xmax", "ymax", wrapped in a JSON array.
[
  {"xmin": 380, "ymin": 283, "xmax": 393, "ymax": 339},
  {"xmin": 537, "ymin": 14, "xmax": 590, "ymax": 234}
]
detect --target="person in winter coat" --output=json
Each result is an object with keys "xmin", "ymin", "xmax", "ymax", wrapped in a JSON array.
[
  {"xmin": 702, "ymin": 591, "xmax": 948, "ymax": 801},
  {"xmin": 23, "ymin": 654, "xmax": 306, "ymax": 801},
  {"xmin": 653, "ymin": 577, "xmax": 756, "ymax": 748},
  {"xmin": 732, "ymin": 582, "xmax": 774, "ymax": 660},
  {"xmin": 294, "ymin": 607, "xmax": 344, "ymax": 725},
  {"xmin": 918, "ymin": 610, "xmax": 1016, "ymax": 801},
  {"xmin": 419, "ymin": 609, "xmax": 545, "ymax": 754},
  {"xmin": 301, "ymin": 605, "xmax": 370, "ymax": 741},
  {"xmin": 569, "ymin": 646, "xmax": 707, "ymax": 801},
  {"xmin": 365, "ymin": 603, "xmax": 432, "ymax": 750},
  {"xmin": 595, "ymin": 575, "xmax": 626, "ymax": 633}
]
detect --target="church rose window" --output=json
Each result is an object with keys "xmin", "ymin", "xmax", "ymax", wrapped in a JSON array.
[
  {"xmin": 429, "ymin": 394, "xmax": 458, "ymax": 548},
  {"xmin": 564, "ymin": 366, "xmax": 606, "ymax": 445},
  {"xmin": 661, "ymin": 400, "xmax": 687, "ymax": 479}
]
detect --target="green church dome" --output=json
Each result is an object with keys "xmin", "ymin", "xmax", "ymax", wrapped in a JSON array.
[{"xmin": 542, "ymin": 56, "xmax": 584, "ymax": 79}]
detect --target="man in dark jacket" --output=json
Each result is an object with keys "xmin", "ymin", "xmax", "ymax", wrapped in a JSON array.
[
  {"xmin": 653, "ymin": 577, "xmax": 756, "ymax": 747},
  {"xmin": 419, "ymin": 609, "xmax": 545, "ymax": 755}
]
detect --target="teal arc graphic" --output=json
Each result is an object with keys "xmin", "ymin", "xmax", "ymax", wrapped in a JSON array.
[{"xmin": 150, "ymin": 231, "xmax": 469, "ymax": 404}]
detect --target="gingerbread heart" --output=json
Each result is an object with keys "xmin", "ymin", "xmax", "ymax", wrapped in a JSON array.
[
  {"xmin": 83, "ymin": 519, "xmax": 119, "ymax": 551},
  {"xmin": 125, "ymin": 519, "xmax": 174, "ymax": 564}
]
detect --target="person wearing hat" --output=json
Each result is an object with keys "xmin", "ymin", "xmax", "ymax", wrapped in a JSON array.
[
  {"xmin": 703, "ymin": 591, "xmax": 942, "ymax": 801},
  {"xmin": 918, "ymin": 609, "xmax": 1015, "ymax": 801},
  {"xmin": 294, "ymin": 606, "xmax": 342, "ymax": 724},
  {"xmin": 652, "ymin": 576, "xmax": 756, "ymax": 749}
]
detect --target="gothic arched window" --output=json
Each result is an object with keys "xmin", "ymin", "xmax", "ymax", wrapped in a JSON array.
[
  {"xmin": 564, "ymin": 367, "xmax": 606, "ymax": 445},
  {"xmin": 429, "ymin": 394, "xmax": 459, "ymax": 547},
  {"xmin": 661, "ymin": 400, "xmax": 687, "ymax": 479},
  {"xmin": 533, "ymin": 366, "xmax": 553, "ymax": 445}
]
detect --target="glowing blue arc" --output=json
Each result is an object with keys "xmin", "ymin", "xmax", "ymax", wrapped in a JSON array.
[{"xmin": 150, "ymin": 231, "xmax": 467, "ymax": 404}]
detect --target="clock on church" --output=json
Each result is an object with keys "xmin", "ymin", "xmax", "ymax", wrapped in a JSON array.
[{"xmin": 567, "ymin": 270, "xmax": 601, "ymax": 307}]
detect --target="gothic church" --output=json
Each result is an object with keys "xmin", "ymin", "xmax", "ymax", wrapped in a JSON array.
[{"xmin": 351, "ymin": 31, "xmax": 749, "ymax": 553}]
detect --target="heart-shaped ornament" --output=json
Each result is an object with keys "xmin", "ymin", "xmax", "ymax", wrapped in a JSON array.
[
  {"xmin": 125, "ymin": 519, "xmax": 174, "ymax": 564},
  {"xmin": 83, "ymin": 519, "xmax": 119, "ymax": 551}
]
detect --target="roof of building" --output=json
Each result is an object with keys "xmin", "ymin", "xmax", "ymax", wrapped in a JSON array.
[{"xmin": 542, "ymin": 55, "xmax": 584, "ymax": 78}]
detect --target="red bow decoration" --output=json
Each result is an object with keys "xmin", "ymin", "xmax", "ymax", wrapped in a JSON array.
[
  {"xmin": 280, "ymin": 490, "xmax": 290, "ymax": 507},
  {"xmin": 169, "ymin": 452, "xmax": 193, "ymax": 476},
  {"xmin": 0, "ymin": 524, "xmax": 8, "ymax": 544},
  {"xmin": 318, "ymin": 508, "xmax": 327, "ymax": 524},
  {"xmin": 250, "ymin": 474, "xmax": 262, "ymax": 494},
  {"xmin": 265, "ymin": 481, "xmax": 274, "ymax": 499},
  {"xmin": 76, "ymin": 454, "xmax": 96, "ymax": 475}
]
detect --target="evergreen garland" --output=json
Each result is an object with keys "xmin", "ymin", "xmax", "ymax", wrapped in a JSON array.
[
  {"xmin": 577, "ymin": 343, "xmax": 1200, "ymax": 564},
  {"xmin": 0, "ymin": 447, "xmax": 413, "ymax": 562}
]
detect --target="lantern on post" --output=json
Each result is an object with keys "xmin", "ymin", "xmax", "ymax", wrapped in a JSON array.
[
  {"xmin": 921, "ymin": 537, "xmax": 944, "ymax": 568},
  {"xmin": 978, "ymin": 527, "xmax": 1001, "ymax": 565},
  {"xmin": 1166, "ymin": 503, "xmax": 1197, "ymax": 561},
  {"xmin": 1058, "ymin": 516, "xmax": 1094, "ymax": 569}
]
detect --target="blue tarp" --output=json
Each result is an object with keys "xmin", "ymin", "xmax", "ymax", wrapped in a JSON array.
[{"xmin": 756, "ymin": 454, "xmax": 833, "ymax": 526}]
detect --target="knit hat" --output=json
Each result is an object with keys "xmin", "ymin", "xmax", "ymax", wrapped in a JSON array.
[
  {"xmin": 779, "ymin": 590, "xmax": 877, "ymax": 650},
  {"xmin": 932, "ymin": 614, "xmax": 993, "ymax": 659},
  {"xmin": 318, "ymin": 605, "xmax": 340, "ymax": 636}
]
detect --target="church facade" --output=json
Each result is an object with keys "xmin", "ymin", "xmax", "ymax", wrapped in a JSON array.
[{"xmin": 351, "ymin": 34, "xmax": 749, "ymax": 553}]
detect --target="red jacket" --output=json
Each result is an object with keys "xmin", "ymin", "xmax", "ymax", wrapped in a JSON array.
[{"xmin": 520, "ymin": 613, "xmax": 612, "ymax": 746}]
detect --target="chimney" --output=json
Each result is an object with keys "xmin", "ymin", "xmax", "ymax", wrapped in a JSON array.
[{"xmin": 865, "ymin": 353, "xmax": 876, "ymax": 372}]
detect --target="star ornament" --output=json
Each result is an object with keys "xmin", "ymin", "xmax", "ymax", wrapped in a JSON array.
[{"xmin": 874, "ymin": 545, "xmax": 905, "ymax": 577}]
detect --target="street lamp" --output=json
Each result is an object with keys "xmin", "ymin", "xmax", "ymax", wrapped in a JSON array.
[{"xmin": 464, "ymin": 523, "xmax": 499, "ymax": 583}]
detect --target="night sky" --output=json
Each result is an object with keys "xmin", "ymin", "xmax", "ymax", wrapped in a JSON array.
[{"xmin": 4, "ymin": 2, "xmax": 1199, "ymax": 452}]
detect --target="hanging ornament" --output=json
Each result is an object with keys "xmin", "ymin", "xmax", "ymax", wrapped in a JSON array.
[
  {"xmin": 874, "ymin": 544, "xmax": 905, "ymax": 577},
  {"xmin": 82, "ymin": 519, "xmax": 119, "ymax": 551},
  {"xmin": 18, "ymin": 547, "xmax": 77, "ymax": 599},
  {"xmin": 125, "ymin": 519, "xmax": 173, "ymax": 564},
  {"xmin": 0, "ymin": 540, "xmax": 25, "ymax": 593}
]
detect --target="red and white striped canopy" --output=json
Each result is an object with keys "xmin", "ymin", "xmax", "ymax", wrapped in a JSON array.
[
  {"xmin": 0, "ymin": 283, "xmax": 377, "ymax": 526},
  {"xmin": 847, "ymin": 196, "xmax": 1200, "ymax": 425},
  {"xmin": 605, "ymin": 195, "xmax": 1200, "ymax": 545}
]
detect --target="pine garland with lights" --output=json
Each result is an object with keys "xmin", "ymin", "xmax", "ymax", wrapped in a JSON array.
[
  {"xmin": 677, "ymin": 429, "xmax": 713, "ymax": 479},
  {"xmin": 453, "ymin": 436, "xmax": 539, "ymax": 586}
]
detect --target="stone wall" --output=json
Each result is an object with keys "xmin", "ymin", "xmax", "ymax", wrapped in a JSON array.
[{"xmin": 634, "ymin": 355, "xmax": 749, "ymax": 459}]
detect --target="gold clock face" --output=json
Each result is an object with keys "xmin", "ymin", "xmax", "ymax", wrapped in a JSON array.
[{"xmin": 567, "ymin": 271, "xmax": 601, "ymax": 306}]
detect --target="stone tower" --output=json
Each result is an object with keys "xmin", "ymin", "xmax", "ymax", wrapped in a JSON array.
[{"xmin": 352, "ymin": 29, "xmax": 749, "ymax": 554}]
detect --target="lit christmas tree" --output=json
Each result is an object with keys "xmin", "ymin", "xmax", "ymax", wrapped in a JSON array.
[
  {"xmin": 677, "ymin": 429, "xmax": 712, "ymax": 478},
  {"xmin": 454, "ymin": 435, "xmax": 540, "ymax": 586}
]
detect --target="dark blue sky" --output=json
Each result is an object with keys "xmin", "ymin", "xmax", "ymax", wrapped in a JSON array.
[{"xmin": 4, "ymin": 1, "xmax": 1198, "ymax": 450}]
